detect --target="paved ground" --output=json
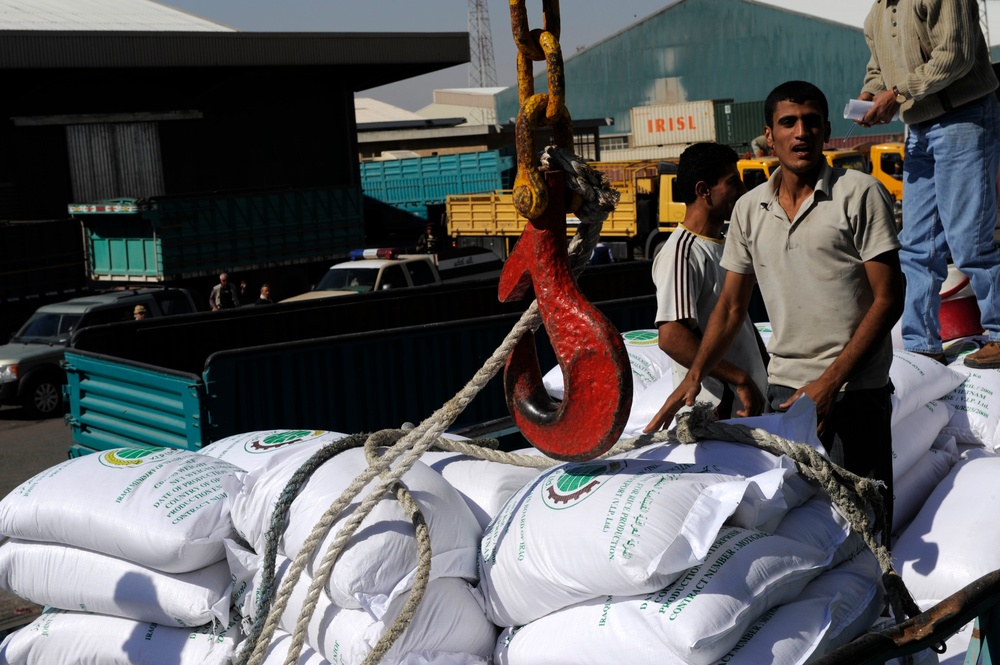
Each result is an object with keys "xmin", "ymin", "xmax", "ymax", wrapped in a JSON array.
[{"xmin": 0, "ymin": 406, "xmax": 74, "ymax": 634}]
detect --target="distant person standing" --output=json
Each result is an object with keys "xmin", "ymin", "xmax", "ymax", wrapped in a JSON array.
[
  {"xmin": 750, "ymin": 134, "xmax": 771, "ymax": 158},
  {"xmin": 209, "ymin": 272, "xmax": 241, "ymax": 311},
  {"xmin": 416, "ymin": 222, "xmax": 439, "ymax": 253},
  {"xmin": 858, "ymin": 0, "xmax": 1000, "ymax": 368},
  {"xmin": 255, "ymin": 284, "xmax": 274, "ymax": 305}
]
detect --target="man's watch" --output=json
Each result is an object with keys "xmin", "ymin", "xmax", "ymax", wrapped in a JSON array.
[{"xmin": 893, "ymin": 85, "xmax": 906, "ymax": 104}]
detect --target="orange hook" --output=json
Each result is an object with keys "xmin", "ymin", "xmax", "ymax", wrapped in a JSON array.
[{"xmin": 498, "ymin": 170, "xmax": 632, "ymax": 461}]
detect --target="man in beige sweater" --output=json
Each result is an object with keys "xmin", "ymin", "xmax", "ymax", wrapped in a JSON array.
[{"xmin": 858, "ymin": 0, "xmax": 1000, "ymax": 369}]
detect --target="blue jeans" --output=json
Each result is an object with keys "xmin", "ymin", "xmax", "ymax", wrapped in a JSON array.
[{"xmin": 900, "ymin": 94, "xmax": 1000, "ymax": 353}]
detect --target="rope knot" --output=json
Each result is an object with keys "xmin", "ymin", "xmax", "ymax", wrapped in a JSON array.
[{"xmin": 673, "ymin": 403, "xmax": 719, "ymax": 444}]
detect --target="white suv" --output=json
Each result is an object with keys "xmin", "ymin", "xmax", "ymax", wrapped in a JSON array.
[{"xmin": 0, "ymin": 288, "xmax": 197, "ymax": 417}]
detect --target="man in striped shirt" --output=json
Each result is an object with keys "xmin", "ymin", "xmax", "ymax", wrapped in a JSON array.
[{"xmin": 647, "ymin": 142, "xmax": 769, "ymax": 422}]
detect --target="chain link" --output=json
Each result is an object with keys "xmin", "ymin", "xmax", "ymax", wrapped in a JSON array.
[{"xmin": 509, "ymin": 0, "xmax": 574, "ymax": 219}]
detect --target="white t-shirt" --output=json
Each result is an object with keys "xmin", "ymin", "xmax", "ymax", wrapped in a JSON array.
[{"xmin": 652, "ymin": 225, "xmax": 768, "ymax": 416}]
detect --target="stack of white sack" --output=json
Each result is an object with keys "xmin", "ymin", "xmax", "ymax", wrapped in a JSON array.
[
  {"xmin": 217, "ymin": 429, "xmax": 498, "ymax": 664},
  {"xmin": 0, "ymin": 447, "xmax": 243, "ymax": 665},
  {"xmin": 885, "ymin": 351, "xmax": 970, "ymax": 536},
  {"xmin": 892, "ymin": 446, "xmax": 1000, "ymax": 664},
  {"xmin": 482, "ymin": 405, "xmax": 890, "ymax": 665}
]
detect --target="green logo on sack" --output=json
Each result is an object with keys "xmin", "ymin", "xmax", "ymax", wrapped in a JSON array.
[
  {"xmin": 623, "ymin": 330, "xmax": 659, "ymax": 346},
  {"xmin": 98, "ymin": 447, "xmax": 164, "ymax": 468},
  {"xmin": 246, "ymin": 429, "xmax": 325, "ymax": 453},
  {"xmin": 542, "ymin": 461, "xmax": 623, "ymax": 508}
]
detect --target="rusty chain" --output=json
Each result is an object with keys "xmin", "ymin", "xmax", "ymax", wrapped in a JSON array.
[{"xmin": 509, "ymin": 0, "xmax": 574, "ymax": 219}]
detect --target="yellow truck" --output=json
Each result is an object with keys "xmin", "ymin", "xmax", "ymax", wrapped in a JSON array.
[{"xmin": 446, "ymin": 160, "xmax": 686, "ymax": 261}]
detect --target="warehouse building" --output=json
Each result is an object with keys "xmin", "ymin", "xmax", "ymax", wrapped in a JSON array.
[{"xmin": 494, "ymin": 0, "xmax": 1000, "ymax": 156}]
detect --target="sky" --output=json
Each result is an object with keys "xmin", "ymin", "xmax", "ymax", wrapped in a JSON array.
[{"xmin": 159, "ymin": 0, "xmax": 677, "ymax": 111}]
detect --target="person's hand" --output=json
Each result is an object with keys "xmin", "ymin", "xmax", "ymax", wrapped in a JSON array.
[
  {"xmin": 643, "ymin": 375, "xmax": 701, "ymax": 433},
  {"xmin": 858, "ymin": 89, "xmax": 899, "ymax": 128},
  {"xmin": 778, "ymin": 378, "xmax": 839, "ymax": 435},
  {"xmin": 732, "ymin": 374, "xmax": 765, "ymax": 417}
]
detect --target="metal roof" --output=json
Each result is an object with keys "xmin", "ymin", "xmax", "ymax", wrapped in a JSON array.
[
  {"xmin": 0, "ymin": 0, "xmax": 468, "ymax": 90},
  {"xmin": 0, "ymin": 0, "xmax": 234, "ymax": 32},
  {"xmin": 0, "ymin": 30, "xmax": 468, "ymax": 72}
]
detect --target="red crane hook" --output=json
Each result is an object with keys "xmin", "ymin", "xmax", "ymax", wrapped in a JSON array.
[{"xmin": 498, "ymin": 170, "xmax": 632, "ymax": 461}]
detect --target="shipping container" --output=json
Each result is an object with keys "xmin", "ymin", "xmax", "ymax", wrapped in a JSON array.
[
  {"xmin": 714, "ymin": 100, "xmax": 767, "ymax": 149},
  {"xmin": 630, "ymin": 101, "xmax": 716, "ymax": 148}
]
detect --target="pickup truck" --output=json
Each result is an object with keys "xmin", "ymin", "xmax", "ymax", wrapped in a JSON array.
[
  {"xmin": 282, "ymin": 247, "xmax": 503, "ymax": 303},
  {"xmin": 0, "ymin": 287, "xmax": 198, "ymax": 417}
]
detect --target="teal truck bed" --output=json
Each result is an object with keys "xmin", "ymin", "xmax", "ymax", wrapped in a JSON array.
[{"xmin": 72, "ymin": 186, "xmax": 364, "ymax": 283}]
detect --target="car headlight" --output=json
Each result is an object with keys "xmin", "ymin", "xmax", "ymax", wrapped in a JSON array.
[{"xmin": 0, "ymin": 363, "xmax": 18, "ymax": 384}]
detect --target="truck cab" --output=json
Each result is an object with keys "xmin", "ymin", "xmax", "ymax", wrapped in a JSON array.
[
  {"xmin": 867, "ymin": 142, "xmax": 904, "ymax": 203},
  {"xmin": 0, "ymin": 288, "xmax": 197, "ymax": 417},
  {"xmin": 823, "ymin": 148, "xmax": 867, "ymax": 172},
  {"xmin": 737, "ymin": 156, "xmax": 779, "ymax": 191}
]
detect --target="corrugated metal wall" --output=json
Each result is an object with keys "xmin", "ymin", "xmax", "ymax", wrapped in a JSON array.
[
  {"xmin": 496, "ymin": 0, "xmax": 894, "ymax": 144},
  {"xmin": 66, "ymin": 122, "xmax": 165, "ymax": 203}
]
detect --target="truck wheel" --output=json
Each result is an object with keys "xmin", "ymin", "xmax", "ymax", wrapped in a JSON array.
[{"xmin": 21, "ymin": 374, "xmax": 63, "ymax": 418}]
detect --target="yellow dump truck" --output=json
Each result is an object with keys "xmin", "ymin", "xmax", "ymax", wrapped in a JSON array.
[{"xmin": 446, "ymin": 160, "xmax": 686, "ymax": 261}]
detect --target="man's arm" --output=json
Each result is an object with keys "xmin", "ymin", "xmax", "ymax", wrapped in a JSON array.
[
  {"xmin": 900, "ymin": 0, "xmax": 978, "ymax": 100},
  {"xmin": 644, "ymin": 270, "xmax": 760, "ymax": 432},
  {"xmin": 659, "ymin": 321, "xmax": 762, "ymax": 396},
  {"xmin": 778, "ymin": 250, "xmax": 904, "ymax": 431}
]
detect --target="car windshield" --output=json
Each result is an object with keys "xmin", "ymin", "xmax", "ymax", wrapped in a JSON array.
[
  {"xmin": 315, "ymin": 267, "xmax": 379, "ymax": 293},
  {"xmin": 12, "ymin": 312, "xmax": 82, "ymax": 344}
]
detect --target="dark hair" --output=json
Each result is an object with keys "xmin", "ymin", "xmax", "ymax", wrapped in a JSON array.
[
  {"xmin": 764, "ymin": 80, "xmax": 829, "ymax": 128},
  {"xmin": 675, "ymin": 142, "xmax": 739, "ymax": 204}
]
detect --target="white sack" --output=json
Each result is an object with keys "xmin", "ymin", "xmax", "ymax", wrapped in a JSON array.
[
  {"xmin": 889, "ymin": 351, "xmax": 967, "ymax": 427},
  {"xmin": 0, "ymin": 538, "xmax": 232, "ymax": 628},
  {"xmin": 892, "ymin": 400, "xmax": 954, "ymax": 482},
  {"xmin": 542, "ymin": 329, "xmax": 671, "ymax": 400},
  {"xmin": 892, "ymin": 435, "xmax": 959, "ymax": 536},
  {"xmin": 0, "ymin": 608, "xmax": 240, "ymax": 665},
  {"xmin": 939, "ymin": 363, "xmax": 1000, "ymax": 448},
  {"xmin": 478, "ymin": 458, "xmax": 801, "ymax": 627},
  {"xmin": 260, "ymin": 631, "xmax": 330, "ymax": 664},
  {"xmin": 240, "ymin": 556, "xmax": 496, "ymax": 665},
  {"xmin": 624, "ymin": 440, "xmax": 816, "ymax": 532},
  {"xmin": 690, "ymin": 550, "xmax": 884, "ymax": 665},
  {"xmin": 619, "ymin": 371, "xmax": 676, "ymax": 438},
  {"xmin": 494, "ymin": 525, "xmax": 871, "ymax": 665},
  {"xmin": 199, "ymin": 429, "xmax": 349, "ymax": 472},
  {"xmin": 226, "ymin": 446, "xmax": 482, "ymax": 616},
  {"xmin": 420, "ymin": 451, "xmax": 543, "ymax": 531},
  {"xmin": 0, "ymin": 447, "xmax": 237, "ymax": 573},
  {"xmin": 893, "ymin": 449, "xmax": 1000, "ymax": 605}
]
